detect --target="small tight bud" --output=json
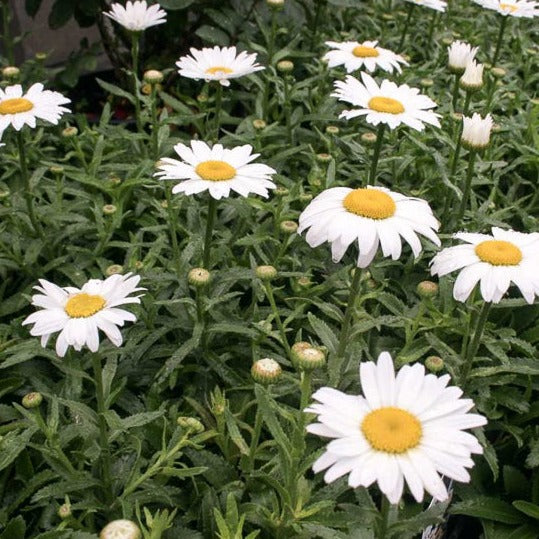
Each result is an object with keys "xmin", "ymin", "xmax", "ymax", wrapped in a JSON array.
[
  {"xmin": 326, "ymin": 125, "xmax": 339, "ymax": 135},
  {"xmin": 277, "ymin": 60, "xmax": 294, "ymax": 73},
  {"xmin": 252, "ymin": 119, "xmax": 267, "ymax": 130},
  {"xmin": 35, "ymin": 52, "xmax": 47, "ymax": 61},
  {"xmin": 62, "ymin": 126, "xmax": 78, "ymax": 138},
  {"xmin": 292, "ymin": 342, "xmax": 326, "ymax": 371},
  {"xmin": 315, "ymin": 153, "xmax": 332, "ymax": 163},
  {"xmin": 22, "ymin": 392, "xmax": 43, "ymax": 409},
  {"xmin": 299, "ymin": 193, "xmax": 313, "ymax": 203},
  {"xmin": 177, "ymin": 416, "xmax": 205, "ymax": 433},
  {"xmin": 188, "ymin": 267, "xmax": 211, "ymax": 287},
  {"xmin": 361, "ymin": 132, "xmax": 377, "ymax": 146},
  {"xmin": 0, "ymin": 188, "xmax": 10, "ymax": 200},
  {"xmin": 420, "ymin": 78, "xmax": 434, "ymax": 88},
  {"xmin": 100, "ymin": 520, "xmax": 141, "ymax": 539},
  {"xmin": 106, "ymin": 264, "xmax": 123, "ymax": 276},
  {"xmin": 49, "ymin": 165, "xmax": 64, "ymax": 174},
  {"xmin": 416, "ymin": 280, "xmax": 438, "ymax": 299},
  {"xmin": 297, "ymin": 276, "xmax": 312, "ymax": 289},
  {"xmin": 490, "ymin": 67, "xmax": 506, "ymax": 79},
  {"xmin": 255, "ymin": 265, "xmax": 277, "ymax": 281},
  {"xmin": 251, "ymin": 358, "xmax": 282, "ymax": 384},
  {"xmin": 103, "ymin": 204, "xmax": 117, "ymax": 215},
  {"xmin": 274, "ymin": 187, "xmax": 289, "ymax": 197},
  {"xmin": 58, "ymin": 503, "xmax": 71, "ymax": 520},
  {"xmin": 143, "ymin": 69, "xmax": 164, "ymax": 84},
  {"xmin": 280, "ymin": 220, "xmax": 298, "ymax": 234},
  {"xmin": 2, "ymin": 66, "xmax": 20, "ymax": 79},
  {"xmin": 267, "ymin": 0, "xmax": 285, "ymax": 9},
  {"xmin": 425, "ymin": 356, "xmax": 444, "ymax": 373}
]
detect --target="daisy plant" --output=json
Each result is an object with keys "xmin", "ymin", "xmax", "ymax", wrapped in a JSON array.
[
  {"xmin": 299, "ymin": 186, "xmax": 440, "ymax": 381},
  {"xmin": 306, "ymin": 352, "xmax": 486, "ymax": 533},
  {"xmin": 399, "ymin": 0, "xmax": 447, "ymax": 51},
  {"xmin": 155, "ymin": 140, "xmax": 276, "ymax": 269},
  {"xmin": 332, "ymin": 73, "xmax": 440, "ymax": 185},
  {"xmin": 447, "ymin": 40, "xmax": 478, "ymax": 109},
  {"xmin": 0, "ymin": 83, "xmax": 70, "ymax": 239},
  {"xmin": 431, "ymin": 227, "xmax": 539, "ymax": 385}
]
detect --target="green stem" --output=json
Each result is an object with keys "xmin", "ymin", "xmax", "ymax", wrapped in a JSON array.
[
  {"xmin": 460, "ymin": 302, "xmax": 491, "ymax": 387},
  {"xmin": 336, "ymin": 268, "xmax": 363, "ymax": 360},
  {"xmin": 451, "ymin": 73, "xmax": 460, "ymax": 111},
  {"xmin": 150, "ymin": 83, "xmax": 159, "ymax": 159},
  {"xmin": 131, "ymin": 32, "xmax": 142, "ymax": 133},
  {"xmin": 449, "ymin": 92, "xmax": 472, "ymax": 177},
  {"xmin": 491, "ymin": 15, "xmax": 508, "ymax": 67},
  {"xmin": 17, "ymin": 131, "xmax": 44, "ymax": 239},
  {"xmin": 202, "ymin": 196, "xmax": 217, "ymax": 269},
  {"xmin": 309, "ymin": 0, "xmax": 325, "ymax": 50},
  {"xmin": 264, "ymin": 281, "xmax": 291, "ymax": 358},
  {"xmin": 284, "ymin": 76, "xmax": 292, "ymax": 145},
  {"xmin": 1, "ymin": 3, "xmax": 14, "ymax": 65},
  {"xmin": 368, "ymin": 124, "xmax": 386, "ymax": 186},
  {"xmin": 455, "ymin": 150, "xmax": 477, "ymax": 223},
  {"xmin": 247, "ymin": 406, "xmax": 263, "ymax": 472},
  {"xmin": 165, "ymin": 185, "xmax": 181, "ymax": 275},
  {"xmin": 398, "ymin": 3, "xmax": 415, "ymax": 51},
  {"xmin": 268, "ymin": 8, "xmax": 277, "ymax": 64},
  {"xmin": 425, "ymin": 11, "xmax": 437, "ymax": 52},
  {"xmin": 377, "ymin": 497, "xmax": 391, "ymax": 539},
  {"xmin": 92, "ymin": 354, "xmax": 113, "ymax": 506},
  {"xmin": 213, "ymin": 82, "xmax": 223, "ymax": 142},
  {"xmin": 299, "ymin": 370, "xmax": 312, "ymax": 412}
]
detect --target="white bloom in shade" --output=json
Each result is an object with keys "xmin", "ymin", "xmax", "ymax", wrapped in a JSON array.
[
  {"xmin": 100, "ymin": 519, "xmax": 141, "ymax": 539},
  {"xmin": 332, "ymin": 73, "xmax": 440, "ymax": 131},
  {"xmin": 306, "ymin": 352, "xmax": 486, "ymax": 504},
  {"xmin": 176, "ymin": 46, "xmax": 264, "ymax": 87},
  {"xmin": 0, "ymin": 83, "xmax": 70, "ymax": 136},
  {"xmin": 448, "ymin": 41, "xmax": 479, "ymax": 73},
  {"xmin": 155, "ymin": 140, "xmax": 276, "ymax": 200},
  {"xmin": 460, "ymin": 60, "xmax": 484, "ymax": 91},
  {"xmin": 405, "ymin": 0, "xmax": 448, "ymax": 11},
  {"xmin": 104, "ymin": 1, "xmax": 167, "ymax": 31},
  {"xmin": 298, "ymin": 186, "xmax": 440, "ymax": 268},
  {"xmin": 22, "ymin": 273, "xmax": 145, "ymax": 357},
  {"xmin": 431, "ymin": 228, "xmax": 539, "ymax": 304},
  {"xmin": 473, "ymin": 0, "xmax": 538, "ymax": 17},
  {"xmin": 323, "ymin": 40, "xmax": 408, "ymax": 74},
  {"xmin": 461, "ymin": 113, "xmax": 493, "ymax": 150}
]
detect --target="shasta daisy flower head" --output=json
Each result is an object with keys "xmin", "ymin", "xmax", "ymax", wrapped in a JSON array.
[
  {"xmin": 473, "ymin": 0, "xmax": 538, "ymax": 17},
  {"xmin": 332, "ymin": 73, "xmax": 440, "ymax": 131},
  {"xmin": 448, "ymin": 41, "xmax": 479, "ymax": 74},
  {"xmin": 176, "ymin": 46, "xmax": 264, "ymax": 87},
  {"xmin": 306, "ymin": 352, "xmax": 486, "ymax": 504},
  {"xmin": 298, "ymin": 186, "xmax": 440, "ymax": 268},
  {"xmin": 104, "ymin": 1, "xmax": 167, "ymax": 31},
  {"xmin": 405, "ymin": 0, "xmax": 448, "ymax": 12},
  {"xmin": 22, "ymin": 273, "xmax": 145, "ymax": 357},
  {"xmin": 461, "ymin": 113, "xmax": 494, "ymax": 150},
  {"xmin": 155, "ymin": 140, "xmax": 277, "ymax": 200},
  {"xmin": 430, "ymin": 227, "xmax": 539, "ymax": 304},
  {"xmin": 323, "ymin": 40, "xmax": 408, "ymax": 74},
  {"xmin": 460, "ymin": 60, "xmax": 484, "ymax": 91},
  {"xmin": 0, "ymin": 83, "xmax": 70, "ymax": 136}
]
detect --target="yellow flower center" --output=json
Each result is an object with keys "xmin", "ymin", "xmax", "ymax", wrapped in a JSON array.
[
  {"xmin": 343, "ymin": 189, "xmax": 396, "ymax": 219},
  {"xmin": 65, "ymin": 293, "xmax": 106, "ymax": 318},
  {"xmin": 361, "ymin": 407, "xmax": 422, "ymax": 454},
  {"xmin": 352, "ymin": 45, "xmax": 379, "ymax": 58},
  {"xmin": 0, "ymin": 97, "xmax": 34, "ymax": 115},
  {"xmin": 368, "ymin": 96, "xmax": 405, "ymax": 114},
  {"xmin": 499, "ymin": 3, "xmax": 517, "ymax": 12},
  {"xmin": 206, "ymin": 66, "xmax": 234, "ymax": 75},
  {"xmin": 195, "ymin": 160, "xmax": 237, "ymax": 181},
  {"xmin": 475, "ymin": 240, "xmax": 522, "ymax": 266}
]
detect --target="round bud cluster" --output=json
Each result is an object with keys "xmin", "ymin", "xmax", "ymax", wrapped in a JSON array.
[
  {"xmin": 188, "ymin": 267, "xmax": 211, "ymax": 287},
  {"xmin": 251, "ymin": 358, "xmax": 282, "ymax": 384},
  {"xmin": 255, "ymin": 265, "xmax": 278, "ymax": 281},
  {"xmin": 100, "ymin": 520, "xmax": 141, "ymax": 539},
  {"xmin": 22, "ymin": 392, "xmax": 43, "ymax": 409},
  {"xmin": 292, "ymin": 342, "xmax": 326, "ymax": 371},
  {"xmin": 177, "ymin": 416, "xmax": 205, "ymax": 433}
]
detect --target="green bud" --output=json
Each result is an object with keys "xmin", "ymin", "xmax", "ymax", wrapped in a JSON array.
[
  {"xmin": 188, "ymin": 268, "xmax": 211, "ymax": 287},
  {"xmin": 62, "ymin": 126, "xmax": 78, "ymax": 138},
  {"xmin": 425, "ymin": 355, "xmax": 444, "ymax": 373},
  {"xmin": 252, "ymin": 119, "xmax": 267, "ymax": 130},
  {"xmin": 277, "ymin": 60, "xmax": 294, "ymax": 73},
  {"xmin": 255, "ymin": 265, "xmax": 278, "ymax": 281},
  {"xmin": 416, "ymin": 280, "xmax": 438, "ymax": 299},
  {"xmin": 58, "ymin": 503, "xmax": 71, "ymax": 520},
  {"xmin": 102, "ymin": 204, "xmax": 117, "ymax": 215},
  {"xmin": 280, "ymin": 220, "xmax": 298, "ymax": 234},
  {"xmin": 100, "ymin": 520, "xmax": 141, "ymax": 539},
  {"xmin": 143, "ymin": 69, "xmax": 164, "ymax": 84},
  {"xmin": 105, "ymin": 264, "xmax": 123, "ymax": 276},
  {"xmin": 251, "ymin": 358, "xmax": 282, "ymax": 384},
  {"xmin": 22, "ymin": 392, "xmax": 43, "ymax": 409},
  {"xmin": 292, "ymin": 342, "xmax": 326, "ymax": 371},
  {"xmin": 361, "ymin": 132, "xmax": 377, "ymax": 146},
  {"xmin": 176, "ymin": 416, "xmax": 205, "ymax": 433}
]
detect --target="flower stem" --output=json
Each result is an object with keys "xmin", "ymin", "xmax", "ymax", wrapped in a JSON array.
[
  {"xmin": 426, "ymin": 11, "xmax": 438, "ymax": 52},
  {"xmin": 398, "ymin": 3, "xmax": 415, "ymax": 51},
  {"xmin": 130, "ymin": 32, "xmax": 142, "ymax": 133},
  {"xmin": 264, "ymin": 281, "xmax": 291, "ymax": 358},
  {"xmin": 1, "ymin": 2, "xmax": 14, "ymax": 65},
  {"xmin": 247, "ymin": 405, "xmax": 263, "ymax": 472},
  {"xmin": 309, "ymin": 0, "xmax": 326, "ymax": 50},
  {"xmin": 150, "ymin": 83, "xmax": 159, "ymax": 159},
  {"xmin": 377, "ymin": 497, "xmax": 392, "ymax": 539},
  {"xmin": 213, "ymin": 82, "xmax": 223, "ymax": 142},
  {"xmin": 164, "ymin": 185, "xmax": 181, "ymax": 275},
  {"xmin": 491, "ymin": 15, "xmax": 508, "ymax": 67},
  {"xmin": 451, "ymin": 73, "xmax": 460, "ymax": 111},
  {"xmin": 91, "ymin": 353, "xmax": 113, "ymax": 506},
  {"xmin": 368, "ymin": 124, "xmax": 386, "ymax": 186},
  {"xmin": 202, "ymin": 196, "xmax": 217, "ymax": 269},
  {"xmin": 17, "ymin": 131, "xmax": 44, "ymax": 239},
  {"xmin": 460, "ymin": 301, "xmax": 491, "ymax": 387},
  {"xmin": 455, "ymin": 149, "xmax": 477, "ymax": 224},
  {"xmin": 449, "ymin": 91, "xmax": 472, "ymax": 176}
]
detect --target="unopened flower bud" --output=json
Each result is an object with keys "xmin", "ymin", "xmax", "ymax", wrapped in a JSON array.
[
  {"xmin": 176, "ymin": 416, "xmax": 205, "ymax": 433},
  {"xmin": 442, "ymin": 37, "xmax": 453, "ymax": 46},
  {"xmin": 274, "ymin": 187, "xmax": 289, "ymax": 197},
  {"xmin": 361, "ymin": 132, "xmax": 377, "ymax": 146},
  {"xmin": 251, "ymin": 358, "xmax": 282, "ymax": 384},
  {"xmin": 277, "ymin": 60, "xmax": 294, "ymax": 73},
  {"xmin": 297, "ymin": 276, "xmax": 312, "ymax": 289},
  {"xmin": 49, "ymin": 165, "xmax": 64, "ymax": 174},
  {"xmin": 100, "ymin": 520, "xmax": 141, "ymax": 539},
  {"xmin": 315, "ymin": 153, "xmax": 332, "ymax": 163},
  {"xmin": 134, "ymin": 260, "xmax": 144, "ymax": 270},
  {"xmin": 491, "ymin": 122, "xmax": 502, "ymax": 133},
  {"xmin": 109, "ymin": 175, "xmax": 122, "ymax": 185},
  {"xmin": 447, "ymin": 41, "xmax": 478, "ymax": 74},
  {"xmin": 416, "ymin": 280, "xmax": 439, "ymax": 299},
  {"xmin": 280, "ymin": 220, "xmax": 298, "ymax": 234},
  {"xmin": 35, "ymin": 52, "xmax": 47, "ymax": 61},
  {"xmin": 460, "ymin": 60, "xmax": 483, "ymax": 92},
  {"xmin": 451, "ymin": 112, "xmax": 463, "ymax": 122},
  {"xmin": 197, "ymin": 93, "xmax": 208, "ymax": 103},
  {"xmin": 420, "ymin": 78, "xmax": 434, "ymax": 88},
  {"xmin": 58, "ymin": 503, "xmax": 71, "ymax": 519},
  {"xmin": 0, "ymin": 188, "xmax": 10, "ymax": 200},
  {"xmin": 255, "ymin": 265, "xmax": 277, "ymax": 281},
  {"xmin": 299, "ymin": 193, "xmax": 313, "ymax": 203},
  {"xmin": 252, "ymin": 119, "xmax": 266, "ymax": 130},
  {"xmin": 2, "ymin": 65, "xmax": 19, "ymax": 79},
  {"xmin": 490, "ymin": 67, "xmax": 506, "ymax": 79},
  {"xmin": 103, "ymin": 204, "xmax": 117, "ymax": 215},
  {"xmin": 22, "ymin": 392, "xmax": 42, "ymax": 409},
  {"xmin": 267, "ymin": 0, "xmax": 285, "ymax": 9},
  {"xmin": 425, "ymin": 355, "xmax": 444, "ymax": 373},
  {"xmin": 143, "ymin": 69, "xmax": 164, "ymax": 84},
  {"xmin": 188, "ymin": 267, "xmax": 211, "ymax": 287},
  {"xmin": 325, "ymin": 125, "xmax": 339, "ymax": 135},
  {"xmin": 292, "ymin": 342, "xmax": 326, "ymax": 371},
  {"xmin": 461, "ymin": 113, "xmax": 493, "ymax": 151},
  {"xmin": 106, "ymin": 264, "xmax": 123, "ymax": 276},
  {"xmin": 62, "ymin": 126, "xmax": 78, "ymax": 138}
]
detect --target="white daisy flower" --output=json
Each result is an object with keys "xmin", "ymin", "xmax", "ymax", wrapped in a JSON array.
[
  {"xmin": 448, "ymin": 41, "xmax": 479, "ymax": 73},
  {"xmin": 405, "ymin": 0, "xmax": 448, "ymax": 12},
  {"xmin": 298, "ymin": 186, "xmax": 440, "ymax": 268},
  {"xmin": 155, "ymin": 140, "xmax": 277, "ymax": 200},
  {"xmin": 460, "ymin": 60, "xmax": 484, "ymax": 91},
  {"xmin": 0, "ymin": 83, "xmax": 70, "ymax": 136},
  {"xmin": 323, "ymin": 40, "xmax": 408, "ymax": 74},
  {"xmin": 176, "ymin": 46, "xmax": 264, "ymax": 87},
  {"xmin": 306, "ymin": 352, "xmax": 486, "ymax": 504},
  {"xmin": 332, "ymin": 73, "xmax": 441, "ymax": 131},
  {"xmin": 104, "ymin": 1, "xmax": 167, "ymax": 31},
  {"xmin": 22, "ymin": 273, "xmax": 145, "ymax": 357},
  {"xmin": 430, "ymin": 227, "xmax": 539, "ymax": 304},
  {"xmin": 461, "ymin": 113, "xmax": 494, "ymax": 150},
  {"xmin": 473, "ymin": 0, "xmax": 538, "ymax": 17}
]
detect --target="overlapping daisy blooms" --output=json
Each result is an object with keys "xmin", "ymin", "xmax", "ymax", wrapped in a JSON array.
[
  {"xmin": 155, "ymin": 140, "xmax": 277, "ymax": 200},
  {"xmin": 298, "ymin": 186, "xmax": 440, "ymax": 268},
  {"xmin": 104, "ymin": 0, "xmax": 167, "ymax": 31},
  {"xmin": 447, "ymin": 41, "xmax": 479, "ymax": 73},
  {"xmin": 405, "ymin": 0, "xmax": 448, "ymax": 12},
  {"xmin": 176, "ymin": 46, "xmax": 264, "ymax": 86},
  {"xmin": 430, "ymin": 227, "xmax": 539, "ymax": 304},
  {"xmin": 473, "ymin": 0, "xmax": 538, "ymax": 17},
  {"xmin": 306, "ymin": 352, "xmax": 486, "ymax": 504},
  {"xmin": 22, "ymin": 273, "xmax": 145, "ymax": 357},
  {"xmin": 324, "ymin": 40, "xmax": 408, "ymax": 74},
  {"xmin": 0, "ymin": 83, "xmax": 70, "ymax": 136},
  {"xmin": 332, "ymin": 73, "xmax": 440, "ymax": 131}
]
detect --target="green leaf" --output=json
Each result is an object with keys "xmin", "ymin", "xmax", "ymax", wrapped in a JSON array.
[
  {"xmin": 0, "ymin": 516, "xmax": 26, "ymax": 539},
  {"xmin": 48, "ymin": 0, "xmax": 74, "ymax": 29},
  {"xmin": 159, "ymin": 0, "xmax": 195, "ymax": 9},
  {"xmin": 512, "ymin": 500, "xmax": 539, "ymax": 520},
  {"xmin": 450, "ymin": 497, "xmax": 525, "ymax": 524},
  {"xmin": 0, "ymin": 428, "xmax": 38, "ymax": 472},
  {"xmin": 96, "ymin": 78, "xmax": 135, "ymax": 105},
  {"xmin": 160, "ymin": 466, "xmax": 208, "ymax": 478}
]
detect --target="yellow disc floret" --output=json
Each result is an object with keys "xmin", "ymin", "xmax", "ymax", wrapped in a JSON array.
[
  {"xmin": 368, "ymin": 96, "xmax": 405, "ymax": 114},
  {"xmin": 343, "ymin": 189, "xmax": 396, "ymax": 219},
  {"xmin": 361, "ymin": 407, "xmax": 422, "ymax": 454},
  {"xmin": 206, "ymin": 66, "xmax": 234, "ymax": 75},
  {"xmin": 0, "ymin": 97, "xmax": 34, "ymax": 115},
  {"xmin": 65, "ymin": 293, "xmax": 106, "ymax": 318},
  {"xmin": 195, "ymin": 160, "xmax": 237, "ymax": 181},
  {"xmin": 352, "ymin": 45, "xmax": 379, "ymax": 58},
  {"xmin": 475, "ymin": 240, "xmax": 522, "ymax": 266}
]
